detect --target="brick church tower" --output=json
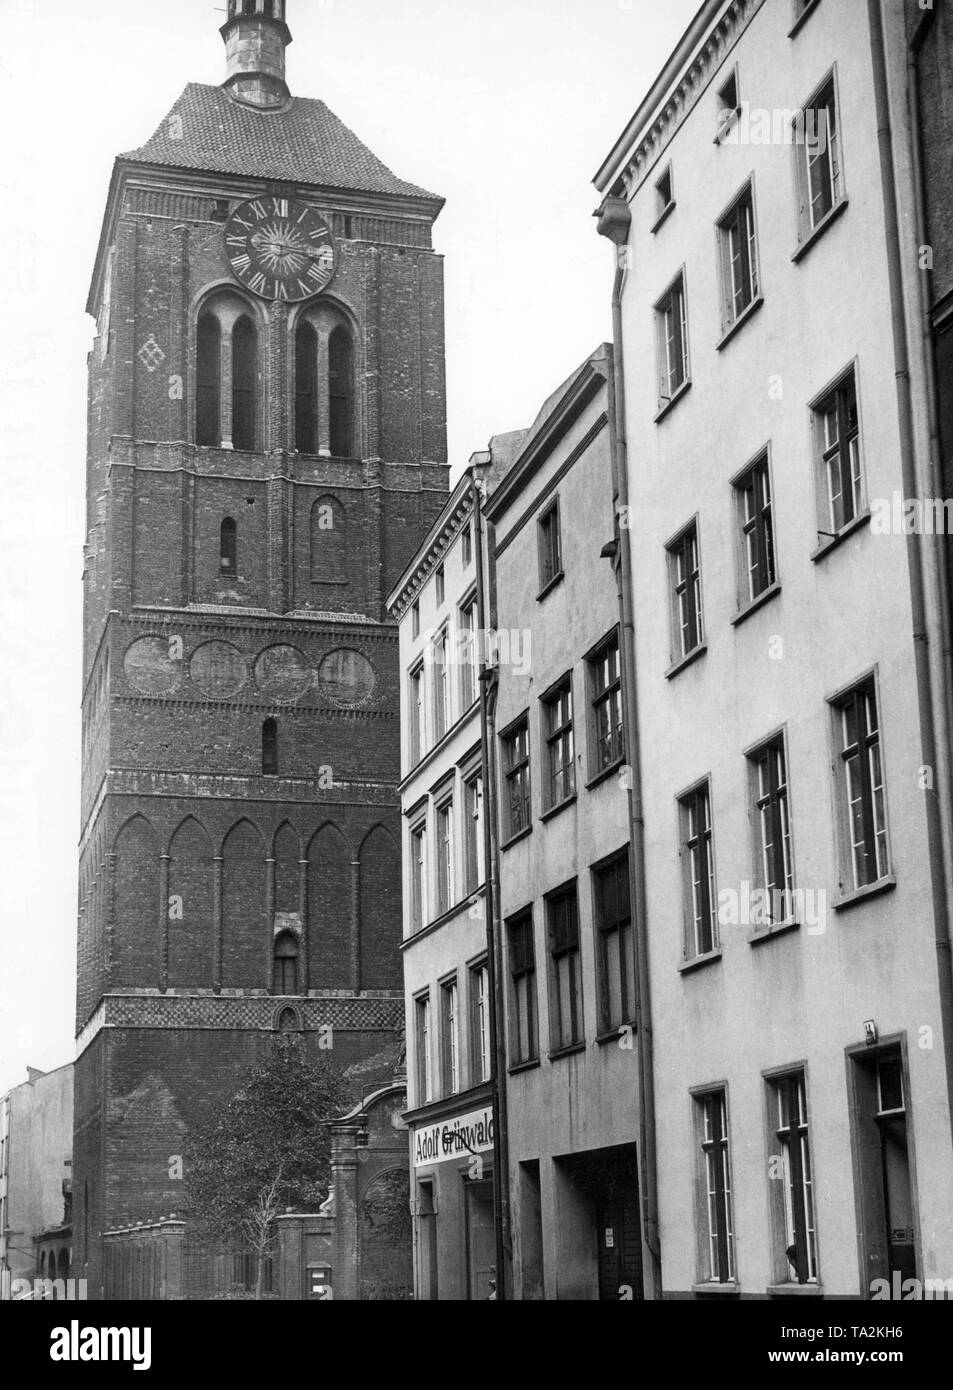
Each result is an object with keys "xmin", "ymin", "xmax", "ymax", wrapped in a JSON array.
[{"xmin": 74, "ymin": 0, "xmax": 447, "ymax": 1295}]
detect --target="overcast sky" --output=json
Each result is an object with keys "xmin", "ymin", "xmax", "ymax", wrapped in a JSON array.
[{"xmin": 0, "ymin": 0, "xmax": 698, "ymax": 1097}]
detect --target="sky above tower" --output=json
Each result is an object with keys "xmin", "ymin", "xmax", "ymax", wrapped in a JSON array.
[{"xmin": 0, "ymin": 0, "xmax": 698, "ymax": 1096}]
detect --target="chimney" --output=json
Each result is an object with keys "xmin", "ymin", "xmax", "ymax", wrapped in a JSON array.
[{"xmin": 221, "ymin": 0, "xmax": 293, "ymax": 110}]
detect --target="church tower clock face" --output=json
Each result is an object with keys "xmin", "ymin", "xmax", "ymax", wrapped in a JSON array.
[{"xmin": 224, "ymin": 196, "xmax": 336, "ymax": 301}]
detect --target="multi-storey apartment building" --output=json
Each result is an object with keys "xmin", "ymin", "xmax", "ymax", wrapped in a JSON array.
[
  {"xmin": 388, "ymin": 433, "xmax": 524, "ymax": 1300},
  {"xmin": 595, "ymin": 0, "xmax": 953, "ymax": 1298},
  {"xmin": 0, "ymin": 1065, "xmax": 73, "ymax": 1299},
  {"xmin": 483, "ymin": 346, "xmax": 648, "ymax": 1301}
]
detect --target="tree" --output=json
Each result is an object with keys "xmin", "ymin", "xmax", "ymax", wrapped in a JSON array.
[{"xmin": 185, "ymin": 1041, "xmax": 351, "ymax": 1299}]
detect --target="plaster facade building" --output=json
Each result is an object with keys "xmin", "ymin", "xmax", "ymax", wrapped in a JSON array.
[
  {"xmin": 595, "ymin": 0, "xmax": 953, "ymax": 1298},
  {"xmin": 0, "ymin": 1065, "xmax": 73, "ymax": 1299},
  {"xmin": 75, "ymin": 0, "xmax": 447, "ymax": 1296}
]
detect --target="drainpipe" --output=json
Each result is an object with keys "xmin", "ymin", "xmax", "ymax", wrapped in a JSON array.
[
  {"xmin": 595, "ymin": 195, "xmax": 662, "ymax": 1299},
  {"xmin": 472, "ymin": 468, "xmax": 512, "ymax": 1299},
  {"xmin": 868, "ymin": 0, "xmax": 953, "ymax": 1148}
]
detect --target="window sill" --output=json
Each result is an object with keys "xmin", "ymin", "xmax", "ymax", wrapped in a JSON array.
[
  {"xmin": 748, "ymin": 918, "xmax": 800, "ymax": 946},
  {"xmin": 651, "ymin": 200, "xmax": 676, "ymax": 235},
  {"xmin": 500, "ymin": 825, "xmax": 533, "ymax": 853},
  {"xmin": 678, "ymin": 948, "xmax": 723, "ymax": 976},
  {"xmin": 811, "ymin": 509, "xmax": 871, "ymax": 561},
  {"xmin": 654, "ymin": 378, "xmax": 692, "ymax": 424},
  {"xmin": 586, "ymin": 757, "xmax": 626, "ymax": 791},
  {"xmin": 833, "ymin": 875, "xmax": 897, "ymax": 913},
  {"xmin": 537, "ymin": 571, "xmax": 565, "ymax": 603},
  {"xmin": 548, "ymin": 1042, "xmax": 586, "ymax": 1062},
  {"xmin": 732, "ymin": 581, "xmax": 781, "ymax": 628},
  {"xmin": 692, "ymin": 1282, "xmax": 740, "ymax": 1297},
  {"xmin": 540, "ymin": 793, "xmax": 576, "ymax": 824},
  {"xmin": 507, "ymin": 1058, "xmax": 541, "ymax": 1076},
  {"xmin": 716, "ymin": 294, "xmax": 764, "ymax": 352},
  {"xmin": 596, "ymin": 1023, "xmax": 637, "ymax": 1046},
  {"xmin": 788, "ymin": 0, "xmax": 823, "ymax": 39},
  {"xmin": 792, "ymin": 197, "xmax": 850, "ymax": 265},
  {"xmin": 768, "ymin": 1282, "xmax": 825, "ymax": 1298},
  {"xmin": 666, "ymin": 643, "xmax": 707, "ymax": 681}
]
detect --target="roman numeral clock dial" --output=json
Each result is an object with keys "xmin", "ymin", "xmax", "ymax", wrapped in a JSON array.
[{"xmin": 224, "ymin": 196, "xmax": 337, "ymax": 301}]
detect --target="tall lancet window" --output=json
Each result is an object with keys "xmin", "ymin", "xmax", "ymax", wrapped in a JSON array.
[
  {"xmin": 220, "ymin": 518, "xmax": 238, "ymax": 575},
  {"xmin": 294, "ymin": 306, "xmax": 356, "ymax": 457},
  {"xmin": 195, "ymin": 293, "xmax": 259, "ymax": 451}
]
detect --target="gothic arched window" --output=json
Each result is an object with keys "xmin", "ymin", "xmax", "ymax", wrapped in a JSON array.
[
  {"xmin": 273, "ymin": 933, "xmax": 299, "ymax": 994},
  {"xmin": 310, "ymin": 496, "xmax": 347, "ymax": 583},
  {"xmin": 295, "ymin": 321, "xmax": 318, "ymax": 455},
  {"xmin": 196, "ymin": 314, "xmax": 221, "ymax": 446},
  {"xmin": 220, "ymin": 518, "xmax": 237, "ymax": 574},
  {"xmin": 195, "ymin": 293, "xmax": 259, "ymax": 451},
  {"xmin": 262, "ymin": 718, "xmax": 278, "ymax": 775},
  {"xmin": 293, "ymin": 307, "xmax": 356, "ymax": 458},
  {"xmin": 329, "ymin": 326, "xmax": 354, "ymax": 458}
]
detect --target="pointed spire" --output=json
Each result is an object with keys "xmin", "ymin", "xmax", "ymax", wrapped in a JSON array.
[{"xmin": 220, "ymin": 0, "xmax": 293, "ymax": 109}]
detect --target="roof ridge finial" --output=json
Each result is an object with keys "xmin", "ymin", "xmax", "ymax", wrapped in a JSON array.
[{"xmin": 220, "ymin": 0, "xmax": 293, "ymax": 110}]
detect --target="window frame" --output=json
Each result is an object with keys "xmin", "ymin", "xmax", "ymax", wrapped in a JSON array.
[
  {"xmin": 731, "ymin": 447, "xmax": 778, "ymax": 613},
  {"xmin": 409, "ymin": 813, "xmax": 429, "ymax": 933},
  {"xmin": 537, "ymin": 497, "xmax": 564, "ymax": 598},
  {"xmin": 409, "ymin": 660, "xmax": 425, "ymax": 767},
  {"xmin": 792, "ymin": 67, "xmax": 847, "ymax": 256},
  {"xmin": 764, "ymin": 1066, "xmax": 819, "ymax": 1287},
  {"xmin": 434, "ymin": 791, "xmax": 455, "ymax": 918},
  {"xmin": 545, "ymin": 881, "xmax": 584, "ymax": 1055},
  {"xmin": 692, "ymin": 1086, "xmax": 737, "ymax": 1286},
  {"xmin": 678, "ymin": 778, "xmax": 718, "ymax": 963},
  {"xmin": 716, "ymin": 178, "xmax": 762, "ymax": 341},
  {"xmin": 540, "ymin": 672, "xmax": 576, "ymax": 814},
  {"xmin": 414, "ymin": 989, "xmax": 433, "ymax": 1106},
  {"xmin": 507, "ymin": 908, "xmax": 539, "ymax": 1068},
  {"xmin": 828, "ymin": 673, "xmax": 893, "ymax": 898},
  {"xmin": 432, "ymin": 625, "xmax": 451, "ymax": 743},
  {"xmin": 439, "ymin": 973, "xmax": 460, "ymax": 1097},
  {"xmin": 435, "ymin": 563, "xmax": 445, "ymax": 608},
  {"xmin": 500, "ymin": 712, "xmax": 532, "ymax": 845},
  {"xmin": 745, "ymin": 729, "xmax": 797, "ymax": 933},
  {"xmin": 654, "ymin": 268, "xmax": 691, "ymax": 418},
  {"xmin": 715, "ymin": 65, "xmax": 742, "ymax": 145},
  {"xmin": 468, "ymin": 956, "xmax": 492, "ymax": 1087},
  {"xmin": 591, "ymin": 847, "xmax": 636, "ymax": 1037},
  {"xmin": 463, "ymin": 767, "xmax": 485, "ymax": 896},
  {"xmin": 789, "ymin": 0, "xmax": 823, "ymax": 38},
  {"xmin": 458, "ymin": 589, "xmax": 479, "ymax": 713},
  {"xmin": 666, "ymin": 517, "xmax": 705, "ymax": 671},
  {"xmin": 810, "ymin": 362, "xmax": 866, "ymax": 548},
  {"xmin": 652, "ymin": 163, "xmax": 676, "ymax": 234},
  {"xmin": 585, "ymin": 628, "xmax": 625, "ymax": 782}
]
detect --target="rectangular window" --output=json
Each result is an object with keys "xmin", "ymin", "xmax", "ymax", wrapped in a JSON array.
[
  {"xmin": 501, "ymin": 715, "xmax": 531, "ymax": 841},
  {"xmin": 547, "ymin": 884, "xmax": 582, "ymax": 1052},
  {"xmin": 718, "ymin": 182, "xmax": 759, "ymax": 328},
  {"xmin": 593, "ymin": 851, "xmax": 634, "ymax": 1034},
  {"xmin": 463, "ymin": 771, "xmax": 485, "ymax": 895},
  {"xmin": 794, "ymin": 72, "xmax": 844, "ymax": 241},
  {"xmin": 410, "ymin": 819, "xmax": 428, "ymax": 932},
  {"xmin": 655, "ymin": 272, "xmax": 690, "ymax": 408},
  {"xmin": 435, "ymin": 795, "xmax": 454, "ymax": 917},
  {"xmin": 697, "ymin": 1090, "xmax": 735, "ymax": 1283},
  {"xmin": 813, "ymin": 367, "xmax": 863, "ymax": 537},
  {"xmin": 462, "ymin": 523, "xmax": 473, "ymax": 568},
  {"xmin": 588, "ymin": 633, "xmax": 624, "ymax": 775},
  {"xmin": 435, "ymin": 564, "xmax": 445, "ymax": 607},
  {"xmin": 470, "ymin": 959, "xmax": 491, "ymax": 1085},
  {"xmin": 433, "ymin": 628, "xmax": 450, "ymax": 741},
  {"xmin": 679, "ymin": 782, "xmax": 717, "ymax": 959},
  {"xmin": 538, "ymin": 499, "xmax": 563, "ymax": 593},
  {"xmin": 411, "ymin": 599, "xmax": 420, "ymax": 639},
  {"xmin": 667, "ymin": 522, "xmax": 703, "ymax": 662},
  {"xmin": 542, "ymin": 676, "xmax": 575, "ymax": 810},
  {"xmin": 734, "ymin": 454, "xmax": 775, "ymax": 604},
  {"xmin": 654, "ymin": 164, "xmax": 674, "ymax": 226},
  {"xmin": 459, "ymin": 595, "xmax": 478, "ymax": 711},
  {"xmin": 409, "ymin": 663, "xmax": 425, "ymax": 765},
  {"xmin": 507, "ymin": 910, "xmax": 538, "ymax": 1065},
  {"xmin": 415, "ymin": 992, "xmax": 432, "ymax": 1105},
  {"xmin": 768, "ymin": 1071, "xmax": 818, "ymax": 1285},
  {"xmin": 749, "ymin": 735, "xmax": 794, "ymax": 923},
  {"xmin": 832, "ymin": 679, "xmax": 890, "ymax": 891},
  {"xmin": 716, "ymin": 67, "xmax": 741, "ymax": 143},
  {"xmin": 440, "ymin": 977, "xmax": 459, "ymax": 1096}
]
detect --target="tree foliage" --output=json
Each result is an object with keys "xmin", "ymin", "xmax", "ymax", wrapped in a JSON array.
[{"xmin": 185, "ymin": 1041, "xmax": 352, "ymax": 1293}]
